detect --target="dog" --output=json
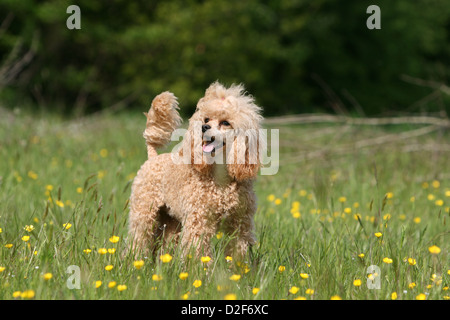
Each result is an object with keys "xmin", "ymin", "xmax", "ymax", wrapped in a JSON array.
[{"xmin": 128, "ymin": 81, "xmax": 264, "ymax": 260}]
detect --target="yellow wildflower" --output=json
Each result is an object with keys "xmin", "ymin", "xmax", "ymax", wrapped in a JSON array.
[
  {"xmin": 152, "ymin": 274, "xmax": 163, "ymax": 281},
  {"xmin": 160, "ymin": 253, "xmax": 173, "ymax": 263},
  {"xmin": 133, "ymin": 260, "xmax": 144, "ymax": 270},
  {"xmin": 201, "ymin": 256, "xmax": 211, "ymax": 263},
  {"xmin": 109, "ymin": 235, "xmax": 120, "ymax": 243},
  {"xmin": 428, "ymin": 245, "xmax": 441, "ymax": 254},
  {"xmin": 179, "ymin": 272, "xmax": 189, "ymax": 280},
  {"xmin": 55, "ymin": 200, "xmax": 64, "ymax": 208},
  {"xmin": 42, "ymin": 273, "xmax": 53, "ymax": 281},
  {"xmin": 21, "ymin": 290, "xmax": 35, "ymax": 299},
  {"xmin": 224, "ymin": 293, "xmax": 237, "ymax": 300},
  {"xmin": 289, "ymin": 286, "xmax": 299, "ymax": 294},
  {"xmin": 117, "ymin": 285, "xmax": 127, "ymax": 292},
  {"xmin": 24, "ymin": 225, "xmax": 34, "ymax": 232},
  {"xmin": 383, "ymin": 257, "xmax": 393, "ymax": 264},
  {"xmin": 305, "ymin": 288, "xmax": 314, "ymax": 295},
  {"xmin": 105, "ymin": 265, "xmax": 114, "ymax": 271},
  {"xmin": 416, "ymin": 293, "xmax": 426, "ymax": 300},
  {"xmin": 193, "ymin": 280, "xmax": 202, "ymax": 288},
  {"xmin": 353, "ymin": 279, "xmax": 362, "ymax": 287}
]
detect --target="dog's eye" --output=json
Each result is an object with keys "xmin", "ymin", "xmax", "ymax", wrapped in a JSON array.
[
  {"xmin": 220, "ymin": 120, "xmax": 230, "ymax": 126},
  {"xmin": 204, "ymin": 118, "xmax": 210, "ymax": 123}
]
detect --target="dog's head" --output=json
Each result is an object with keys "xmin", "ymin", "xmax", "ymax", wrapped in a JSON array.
[{"xmin": 184, "ymin": 81, "xmax": 264, "ymax": 181}]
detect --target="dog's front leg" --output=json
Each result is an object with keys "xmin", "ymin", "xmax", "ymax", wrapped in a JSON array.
[
  {"xmin": 224, "ymin": 214, "xmax": 256, "ymax": 261},
  {"xmin": 180, "ymin": 214, "xmax": 216, "ymax": 259}
]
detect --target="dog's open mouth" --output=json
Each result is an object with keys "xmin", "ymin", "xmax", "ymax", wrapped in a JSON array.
[{"xmin": 202, "ymin": 136, "xmax": 225, "ymax": 153}]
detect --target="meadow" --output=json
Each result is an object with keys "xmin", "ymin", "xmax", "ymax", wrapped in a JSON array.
[{"xmin": 0, "ymin": 109, "xmax": 448, "ymax": 300}]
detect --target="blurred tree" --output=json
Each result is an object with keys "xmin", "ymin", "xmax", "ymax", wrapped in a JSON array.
[{"xmin": 0, "ymin": 0, "xmax": 449, "ymax": 116}]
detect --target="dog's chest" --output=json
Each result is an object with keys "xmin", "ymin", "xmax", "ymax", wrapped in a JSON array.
[{"xmin": 204, "ymin": 182, "xmax": 242, "ymax": 215}]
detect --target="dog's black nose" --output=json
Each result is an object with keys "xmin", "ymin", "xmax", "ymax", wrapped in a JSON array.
[{"xmin": 202, "ymin": 124, "xmax": 211, "ymax": 133}]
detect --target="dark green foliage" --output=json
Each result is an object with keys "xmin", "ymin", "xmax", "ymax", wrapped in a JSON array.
[{"xmin": 0, "ymin": 0, "xmax": 449, "ymax": 116}]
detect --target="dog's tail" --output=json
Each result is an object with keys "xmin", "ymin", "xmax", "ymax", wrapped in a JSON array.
[{"xmin": 143, "ymin": 92, "xmax": 182, "ymax": 159}]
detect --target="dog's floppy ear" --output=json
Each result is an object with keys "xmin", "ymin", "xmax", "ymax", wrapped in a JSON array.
[{"xmin": 227, "ymin": 129, "xmax": 261, "ymax": 181}]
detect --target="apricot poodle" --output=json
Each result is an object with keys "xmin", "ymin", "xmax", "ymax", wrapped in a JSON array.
[{"xmin": 128, "ymin": 82, "xmax": 264, "ymax": 260}]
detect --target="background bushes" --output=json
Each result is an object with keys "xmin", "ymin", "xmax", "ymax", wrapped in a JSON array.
[{"xmin": 1, "ymin": 0, "xmax": 449, "ymax": 116}]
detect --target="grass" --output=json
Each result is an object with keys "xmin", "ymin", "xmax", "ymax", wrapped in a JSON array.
[{"xmin": 0, "ymin": 110, "xmax": 448, "ymax": 300}]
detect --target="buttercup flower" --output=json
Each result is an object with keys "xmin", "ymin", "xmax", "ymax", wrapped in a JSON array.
[
  {"xmin": 224, "ymin": 293, "xmax": 237, "ymax": 300},
  {"xmin": 353, "ymin": 279, "xmax": 362, "ymax": 287},
  {"xmin": 193, "ymin": 280, "xmax": 202, "ymax": 288},
  {"xmin": 24, "ymin": 225, "xmax": 34, "ymax": 232},
  {"xmin": 134, "ymin": 260, "xmax": 144, "ymax": 269},
  {"xmin": 201, "ymin": 256, "xmax": 211, "ymax": 263},
  {"xmin": 117, "ymin": 285, "xmax": 127, "ymax": 292},
  {"xmin": 416, "ymin": 293, "xmax": 426, "ymax": 300},
  {"xmin": 160, "ymin": 253, "xmax": 173, "ymax": 263},
  {"xmin": 152, "ymin": 274, "xmax": 163, "ymax": 281},
  {"xmin": 305, "ymin": 288, "xmax": 315, "ymax": 295},
  {"xmin": 42, "ymin": 273, "xmax": 53, "ymax": 280},
  {"xmin": 109, "ymin": 236, "xmax": 120, "ymax": 243},
  {"xmin": 179, "ymin": 272, "xmax": 189, "ymax": 280},
  {"xmin": 229, "ymin": 274, "xmax": 241, "ymax": 281},
  {"xmin": 428, "ymin": 245, "xmax": 441, "ymax": 254},
  {"xmin": 21, "ymin": 290, "xmax": 35, "ymax": 299},
  {"xmin": 383, "ymin": 257, "xmax": 393, "ymax": 264}
]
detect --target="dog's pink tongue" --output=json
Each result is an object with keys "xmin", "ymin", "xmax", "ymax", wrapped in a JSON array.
[{"xmin": 203, "ymin": 143, "xmax": 215, "ymax": 153}]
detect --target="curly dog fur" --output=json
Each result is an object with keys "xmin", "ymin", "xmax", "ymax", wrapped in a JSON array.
[{"xmin": 128, "ymin": 81, "xmax": 263, "ymax": 259}]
